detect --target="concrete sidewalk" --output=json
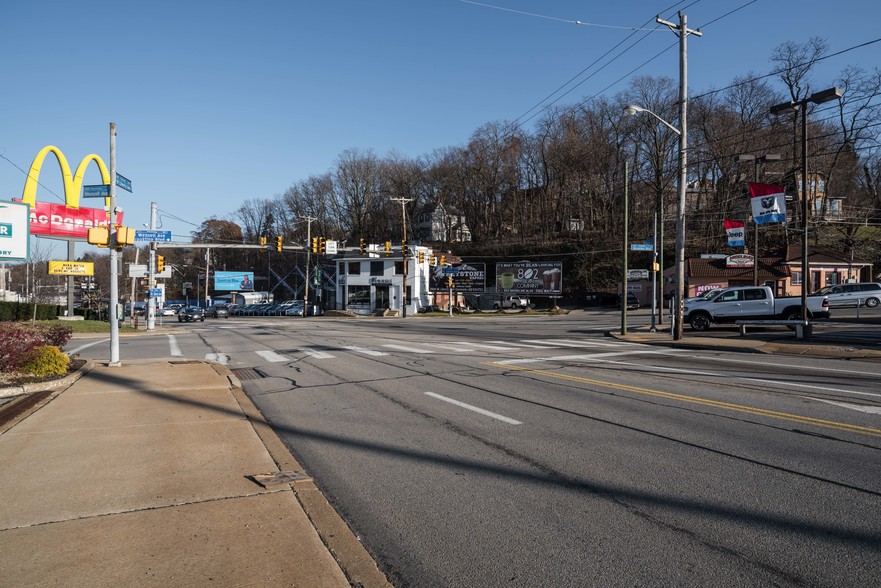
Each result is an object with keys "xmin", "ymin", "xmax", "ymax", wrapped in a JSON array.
[{"xmin": 0, "ymin": 360, "xmax": 390, "ymax": 587}]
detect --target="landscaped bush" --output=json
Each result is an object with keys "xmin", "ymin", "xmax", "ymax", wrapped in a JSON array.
[
  {"xmin": 18, "ymin": 345, "xmax": 70, "ymax": 377},
  {"xmin": 0, "ymin": 322, "xmax": 73, "ymax": 372}
]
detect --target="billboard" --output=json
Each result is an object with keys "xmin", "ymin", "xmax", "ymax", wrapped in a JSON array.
[
  {"xmin": 48, "ymin": 261, "xmax": 94, "ymax": 276},
  {"xmin": 495, "ymin": 261, "xmax": 562, "ymax": 295},
  {"xmin": 214, "ymin": 271, "xmax": 254, "ymax": 291},
  {"xmin": 429, "ymin": 262, "xmax": 486, "ymax": 293},
  {"xmin": 0, "ymin": 200, "xmax": 30, "ymax": 261}
]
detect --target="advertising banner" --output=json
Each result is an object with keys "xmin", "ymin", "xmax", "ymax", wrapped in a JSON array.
[
  {"xmin": 428, "ymin": 262, "xmax": 485, "ymax": 293},
  {"xmin": 214, "ymin": 271, "xmax": 255, "ymax": 291},
  {"xmin": 16, "ymin": 199, "xmax": 120, "ymax": 240},
  {"xmin": 724, "ymin": 219, "xmax": 745, "ymax": 247},
  {"xmin": 495, "ymin": 261, "xmax": 562, "ymax": 295},
  {"xmin": 0, "ymin": 200, "xmax": 30, "ymax": 261},
  {"xmin": 48, "ymin": 261, "xmax": 94, "ymax": 276},
  {"xmin": 749, "ymin": 182, "xmax": 787, "ymax": 225}
]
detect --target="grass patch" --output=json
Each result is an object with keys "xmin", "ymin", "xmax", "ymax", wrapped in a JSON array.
[{"xmin": 29, "ymin": 320, "xmax": 139, "ymax": 334}]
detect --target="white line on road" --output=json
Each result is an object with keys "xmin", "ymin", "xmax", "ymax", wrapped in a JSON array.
[
  {"xmin": 521, "ymin": 339, "xmax": 632, "ymax": 348},
  {"xmin": 383, "ymin": 344, "xmax": 435, "ymax": 353},
  {"xmin": 300, "ymin": 347, "xmax": 334, "ymax": 359},
  {"xmin": 67, "ymin": 338, "xmax": 110, "ymax": 355},
  {"xmin": 167, "ymin": 335, "xmax": 182, "ymax": 356},
  {"xmin": 803, "ymin": 397, "xmax": 881, "ymax": 415},
  {"xmin": 343, "ymin": 345, "xmax": 389, "ymax": 356},
  {"xmin": 496, "ymin": 349, "xmax": 681, "ymax": 365},
  {"xmin": 255, "ymin": 350, "xmax": 289, "ymax": 362},
  {"xmin": 485, "ymin": 340, "xmax": 552, "ymax": 349},
  {"xmin": 448, "ymin": 341, "xmax": 520, "ymax": 351},
  {"xmin": 424, "ymin": 392, "xmax": 522, "ymax": 425},
  {"xmin": 205, "ymin": 353, "xmax": 230, "ymax": 365}
]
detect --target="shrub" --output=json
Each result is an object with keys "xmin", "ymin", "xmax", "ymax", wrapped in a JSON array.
[
  {"xmin": 0, "ymin": 322, "xmax": 73, "ymax": 372},
  {"xmin": 18, "ymin": 345, "xmax": 71, "ymax": 377}
]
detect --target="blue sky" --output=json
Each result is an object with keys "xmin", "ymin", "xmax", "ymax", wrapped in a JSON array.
[{"xmin": 2, "ymin": 0, "xmax": 879, "ymax": 258}]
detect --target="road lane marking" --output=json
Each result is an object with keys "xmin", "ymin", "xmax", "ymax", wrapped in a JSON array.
[
  {"xmin": 486, "ymin": 340, "xmax": 553, "ymax": 349},
  {"xmin": 67, "ymin": 338, "xmax": 110, "ymax": 355},
  {"xmin": 384, "ymin": 344, "xmax": 435, "ymax": 353},
  {"xmin": 343, "ymin": 345, "xmax": 388, "ymax": 356},
  {"xmin": 167, "ymin": 335, "xmax": 182, "ymax": 356},
  {"xmin": 425, "ymin": 392, "xmax": 522, "ymax": 425},
  {"xmin": 804, "ymin": 397, "xmax": 881, "ymax": 415},
  {"xmin": 421, "ymin": 343, "xmax": 471, "ymax": 352},
  {"xmin": 496, "ymin": 350, "xmax": 681, "ymax": 365},
  {"xmin": 300, "ymin": 347, "xmax": 334, "ymax": 359},
  {"xmin": 205, "ymin": 353, "xmax": 229, "ymax": 365},
  {"xmin": 485, "ymin": 362, "xmax": 881, "ymax": 438},
  {"xmin": 522, "ymin": 339, "xmax": 633, "ymax": 348},
  {"xmin": 255, "ymin": 350, "xmax": 288, "ymax": 362}
]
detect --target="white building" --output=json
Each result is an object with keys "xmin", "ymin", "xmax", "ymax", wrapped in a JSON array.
[{"xmin": 334, "ymin": 245, "xmax": 434, "ymax": 316}]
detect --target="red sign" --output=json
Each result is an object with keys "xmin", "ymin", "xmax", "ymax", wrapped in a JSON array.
[{"xmin": 14, "ymin": 199, "xmax": 122, "ymax": 240}]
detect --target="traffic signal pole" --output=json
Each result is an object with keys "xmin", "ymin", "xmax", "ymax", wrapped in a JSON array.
[{"xmin": 147, "ymin": 201, "xmax": 157, "ymax": 330}]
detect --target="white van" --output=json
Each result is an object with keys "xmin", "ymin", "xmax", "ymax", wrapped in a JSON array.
[{"xmin": 815, "ymin": 282, "xmax": 881, "ymax": 308}]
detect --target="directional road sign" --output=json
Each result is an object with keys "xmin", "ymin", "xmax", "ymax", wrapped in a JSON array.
[
  {"xmin": 149, "ymin": 288, "xmax": 162, "ymax": 297},
  {"xmin": 630, "ymin": 244, "xmax": 654, "ymax": 251},
  {"xmin": 116, "ymin": 173, "xmax": 133, "ymax": 192},
  {"xmin": 135, "ymin": 230, "xmax": 172, "ymax": 242},
  {"xmin": 83, "ymin": 184, "xmax": 110, "ymax": 198}
]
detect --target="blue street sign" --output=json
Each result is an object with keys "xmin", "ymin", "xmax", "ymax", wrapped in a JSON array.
[
  {"xmin": 135, "ymin": 230, "xmax": 172, "ymax": 242},
  {"xmin": 82, "ymin": 184, "xmax": 110, "ymax": 198},
  {"xmin": 630, "ymin": 244, "xmax": 654, "ymax": 251},
  {"xmin": 116, "ymin": 173, "xmax": 133, "ymax": 192},
  {"xmin": 149, "ymin": 288, "xmax": 162, "ymax": 297}
]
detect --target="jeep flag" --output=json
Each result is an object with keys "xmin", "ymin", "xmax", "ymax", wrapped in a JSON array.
[
  {"xmin": 749, "ymin": 182, "xmax": 787, "ymax": 225},
  {"xmin": 724, "ymin": 219, "xmax": 745, "ymax": 247}
]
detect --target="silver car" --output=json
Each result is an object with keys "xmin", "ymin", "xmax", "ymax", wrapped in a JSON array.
[{"xmin": 815, "ymin": 282, "xmax": 881, "ymax": 308}]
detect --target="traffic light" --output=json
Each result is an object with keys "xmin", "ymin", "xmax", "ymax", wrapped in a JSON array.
[
  {"xmin": 401, "ymin": 240, "xmax": 409, "ymax": 256},
  {"xmin": 156, "ymin": 255, "xmax": 165, "ymax": 273},
  {"xmin": 260, "ymin": 235, "xmax": 267, "ymax": 246},
  {"xmin": 319, "ymin": 237, "xmax": 326, "ymax": 254},
  {"xmin": 360, "ymin": 238, "xmax": 366, "ymax": 255},
  {"xmin": 276, "ymin": 235, "xmax": 283, "ymax": 252},
  {"xmin": 384, "ymin": 241, "xmax": 392, "ymax": 253},
  {"xmin": 311, "ymin": 237, "xmax": 319, "ymax": 253},
  {"xmin": 115, "ymin": 226, "xmax": 135, "ymax": 248},
  {"xmin": 447, "ymin": 276, "xmax": 454, "ymax": 289},
  {"xmin": 440, "ymin": 255, "xmax": 446, "ymax": 266},
  {"xmin": 418, "ymin": 251, "xmax": 424, "ymax": 264},
  {"xmin": 429, "ymin": 253, "xmax": 436, "ymax": 266},
  {"xmin": 87, "ymin": 227, "xmax": 109, "ymax": 248}
]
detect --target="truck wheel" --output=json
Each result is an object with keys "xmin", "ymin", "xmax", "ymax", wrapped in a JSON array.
[
  {"xmin": 689, "ymin": 312, "xmax": 711, "ymax": 331},
  {"xmin": 493, "ymin": 303, "xmax": 500, "ymax": 310},
  {"xmin": 784, "ymin": 309, "xmax": 802, "ymax": 321},
  {"xmin": 865, "ymin": 297, "xmax": 879, "ymax": 308}
]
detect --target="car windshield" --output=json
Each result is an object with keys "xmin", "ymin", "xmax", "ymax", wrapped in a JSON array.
[{"xmin": 815, "ymin": 286, "xmax": 835, "ymax": 296}]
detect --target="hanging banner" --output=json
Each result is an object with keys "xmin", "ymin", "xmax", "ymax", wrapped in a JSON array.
[
  {"xmin": 724, "ymin": 219, "xmax": 745, "ymax": 247},
  {"xmin": 749, "ymin": 182, "xmax": 787, "ymax": 225}
]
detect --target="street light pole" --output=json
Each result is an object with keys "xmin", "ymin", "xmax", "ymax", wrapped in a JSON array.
[
  {"xmin": 771, "ymin": 87, "xmax": 842, "ymax": 333},
  {"xmin": 391, "ymin": 197, "xmax": 414, "ymax": 318}
]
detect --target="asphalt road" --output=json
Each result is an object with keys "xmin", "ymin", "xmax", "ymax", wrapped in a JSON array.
[{"xmin": 68, "ymin": 312, "xmax": 881, "ymax": 587}]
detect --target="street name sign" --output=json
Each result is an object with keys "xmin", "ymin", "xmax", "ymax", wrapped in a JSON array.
[
  {"xmin": 116, "ymin": 173, "xmax": 133, "ymax": 192},
  {"xmin": 82, "ymin": 184, "xmax": 110, "ymax": 198},
  {"xmin": 630, "ymin": 244, "xmax": 654, "ymax": 251},
  {"xmin": 135, "ymin": 230, "xmax": 172, "ymax": 242}
]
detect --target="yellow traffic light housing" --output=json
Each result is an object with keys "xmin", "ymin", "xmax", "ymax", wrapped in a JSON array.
[
  {"xmin": 440, "ymin": 255, "xmax": 446, "ymax": 266},
  {"xmin": 114, "ymin": 226, "xmax": 135, "ymax": 249},
  {"xmin": 156, "ymin": 255, "xmax": 165, "ymax": 273},
  {"xmin": 260, "ymin": 235, "xmax": 267, "ymax": 246},
  {"xmin": 401, "ymin": 240, "xmax": 409, "ymax": 256},
  {"xmin": 276, "ymin": 235, "xmax": 283, "ymax": 252},
  {"xmin": 319, "ymin": 237, "xmax": 326, "ymax": 254},
  {"xmin": 384, "ymin": 241, "xmax": 392, "ymax": 253},
  {"xmin": 360, "ymin": 238, "xmax": 366, "ymax": 255},
  {"xmin": 447, "ymin": 276, "xmax": 454, "ymax": 289},
  {"xmin": 87, "ymin": 227, "xmax": 110, "ymax": 248},
  {"xmin": 418, "ymin": 251, "xmax": 424, "ymax": 263},
  {"xmin": 429, "ymin": 253, "xmax": 436, "ymax": 266}
]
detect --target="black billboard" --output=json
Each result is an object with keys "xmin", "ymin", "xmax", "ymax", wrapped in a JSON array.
[
  {"xmin": 428, "ymin": 262, "xmax": 486, "ymax": 293},
  {"xmin": 495, "ymin": 261, "xmax": 562, "ymax": 295}
]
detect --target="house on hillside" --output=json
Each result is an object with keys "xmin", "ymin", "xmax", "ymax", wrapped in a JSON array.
[{"xmin": 412, "ymin": 201, "xmax": 471, "ymax": 243}]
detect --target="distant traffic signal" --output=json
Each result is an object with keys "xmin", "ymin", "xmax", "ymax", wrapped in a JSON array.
[
  {"xmin": 418, "ymin": 251, "xmax": 424, "ymax": 263},
  {"xmin": 260, "ymin": 235, "xmax": 267, "ymax": 246},
  {"xmin": 276, "ymin": 235, "xmax": 283, "ymax": 252},
  {"xmin": 360, "ymin": 238, "xmax": 366, "ymax": 255},
  {"xmin": 401, "ymin": 240, "xmax": 409, "ymax": 256},
  {"xmin": 311, "ymin": 237, "xmax": 319, "ymax": 253},
  {"xmin": 429, "ymin": 253, "xmax": 436, "ymax": 266},
  {"xmin": 440, "ymin": 255, "xmax": 446, "ymax": 266},
  {"xmin": 384, "ymin": 241, "xmax": 392, "ymax": 253},
  {"xmin": 156, "ymin": 255, "xmax": 165, "ymax": 273},
  {"xmin": 319, "ymin": 237, "xmax": 327, "ymax": 254}
]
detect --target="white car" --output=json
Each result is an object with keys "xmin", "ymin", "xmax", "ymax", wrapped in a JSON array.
[{"xmin": 494, "ymin": 296, "xmax": 530, "ymax": 309}]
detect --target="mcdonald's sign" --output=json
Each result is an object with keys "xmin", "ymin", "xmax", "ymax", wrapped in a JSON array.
[{"xmin": 14, "ymin": 145, "xmax": 123, "ymax": 240}]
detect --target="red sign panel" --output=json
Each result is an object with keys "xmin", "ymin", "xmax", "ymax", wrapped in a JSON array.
[{"xmin": 14, "ymin": 199, "xmax": 122, "ymax": 240}]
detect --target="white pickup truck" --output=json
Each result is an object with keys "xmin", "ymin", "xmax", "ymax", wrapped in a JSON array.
[
  {"xmin": 494, "ymin": 296, "xmax": 530, "ymax": 309},
  {"xmin": 683, "ymin": 285, "xmax": 830, "ymax": 331}
]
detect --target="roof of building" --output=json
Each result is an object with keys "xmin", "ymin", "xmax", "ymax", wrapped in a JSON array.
[
  {"xmin": 784, "ymin": 245, "xmax": 872, "ymax": 266},
  {"xmin": 687, "ymin": 257, "xmax": 790, "ymax": 280}
]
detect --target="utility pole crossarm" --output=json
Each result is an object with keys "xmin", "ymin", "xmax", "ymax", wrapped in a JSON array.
[{"xmin": 656, "ymin": 14, "xmax": 702, "ymax": 37}]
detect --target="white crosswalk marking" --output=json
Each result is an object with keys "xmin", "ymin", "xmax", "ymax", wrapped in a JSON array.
[
  {"xmin": 496, "ymin": 349, "xmax": 681, "ymax": 365},
  {"xmin": 343, "ymin": 345, "xmax": 388, "ymax": 356},
  {"xmin": 383, "ymin": 344, "xmax": 435, "ymax": 353},
  {"xmin": 521, "ymin": 339, "xmax": 630, "ymax": 348},
  {"xmin": 420, "ymin": 343, "xmax": 470, "ymax": 352},
  {"xmin": 205, "ymin": 353, "xmax": 229, "ymax": 365},
  {"xmin": 449, "ymin": 341, "xmax": 520, "ymax": 351},
  {"xmin": 485, "ymin": 340, "xmax": 550, "ymax": 349},
  {"xmin": 167, "ymin": 334, "xmax": 182, "ymax": 356},
  {"xmin": 300, "ymin": 347, "xmax": 334, "ymax": 359},
  {"xmin": 255, "ymin": 350, "xmax": 288, "ymax": 362}
]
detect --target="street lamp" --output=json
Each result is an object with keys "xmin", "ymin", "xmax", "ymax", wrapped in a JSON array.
[
  {"xmin": 624, "ymin": 103, "xmax": 688, "ymax": 340},
  {"xmin": 770, "ymin": 87, "xmax": 842, "ymax": 334},
  {"xmin": 735, "ymin": 153, "xmax": 781, "ymax": 286},
  {"xmin": 391, "ymin": 196, "xmax": 414, "ymax": 318}
]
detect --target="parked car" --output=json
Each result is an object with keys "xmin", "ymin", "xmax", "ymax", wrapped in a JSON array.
[
  {"xmin": 177, "ymin": 306, "xmax": 205, "ymax": 322},
  {"xmin": 160, "ymin": 305, "xmax": 178, "ymax": 317},
  {"xmin": 205, "ymin": 304, "xmax": 229, "ymax": 318},
  {"xmin": 814, "ymin": 282, "xmax": 881, "ymax": 308},
  {"xmin": 494, "ymin": 296, "xmax": 530, "ymax": 309},
  {"xmin": 618, "ymin": 292, "xmax": 640, "ymax": 310},
  {"xmin": 683, "ymin": 285, "xmax": 830, "ymax": 331}
]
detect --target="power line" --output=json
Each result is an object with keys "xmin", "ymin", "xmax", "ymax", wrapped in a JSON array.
[{"xmin": 0, "ymin": 153, "xmax": 66, "ymax": 204}]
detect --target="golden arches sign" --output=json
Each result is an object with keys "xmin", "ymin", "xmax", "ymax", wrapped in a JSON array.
[
  {"xmin": 21, "ymin": 145, "xmax": 110, "ymax": 210},
  {"xmin": 16, "ymin": 145, "xmax": 121, "ymax": 240}
]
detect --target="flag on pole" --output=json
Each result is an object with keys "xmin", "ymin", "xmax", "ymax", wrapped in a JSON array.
[
  {"xmin": 749, "ymin": 182, "xmax": 787, "ymax": 225},
  {"xmin": 724, "ymin": 219, "xmax": 745, "ymax": 247}
]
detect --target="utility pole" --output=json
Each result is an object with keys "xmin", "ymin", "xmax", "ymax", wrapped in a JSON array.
[
  {"xmin": 657, "ymin": 11, "xmax": 701, "ymax": 340},
  {"xmin": 302, "ymin": 216, "xmax": 315, "ymax": 316},
  {"xmin": 147, "ymin": 201, "xmax": 157, "ymax": 330},
  {"xmin": 204, "ymin": 248, "xmax": 210, "ymax": 309},
  {"xmin": 621, "ymin": 160, "xmax": 629, "ymax": 335},
  {"xmin": 108, "ymin": 123, "xmax": 120, "ymax": 365},
  {"xmin": 391, "ymin": 197, "xmax": 414, "ymax": 318}
]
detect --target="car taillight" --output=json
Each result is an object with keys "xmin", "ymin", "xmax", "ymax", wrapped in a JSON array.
[{"xmin": 822, "ymin": 296, "xmax": 828, "ymax": 307}]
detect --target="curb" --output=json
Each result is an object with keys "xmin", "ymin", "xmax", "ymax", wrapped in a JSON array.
[{"xmin": 0, "ymin": 358, "xmax": 96, "ymax": 399}]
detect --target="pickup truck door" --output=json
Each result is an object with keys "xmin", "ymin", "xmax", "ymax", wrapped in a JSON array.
[
  {"xmin": 740, "ymin": 287, "xmax": 773, "ymax": 317},
  {"xmin": 711, "ymin": 289, "xmax": 743, "ymax": 318}
]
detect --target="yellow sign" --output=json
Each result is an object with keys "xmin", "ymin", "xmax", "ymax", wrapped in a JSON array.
[
  {"xmin": 48, "ymin": 261, "xmax": 95, "ymax": 276},
  {"xmin": 22, "ymin": 145, "xmax": 111, "ymax": 210}
]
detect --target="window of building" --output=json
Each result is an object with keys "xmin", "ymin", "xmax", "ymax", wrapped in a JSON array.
[
  {"xmin": 826, "ymin": 272, "xmax": 841, "ymax": 286},
  {"xmin": 347, "ymin": 286, "xmax": 370, "ymax": 306},
  {"xmin": 348, "ymin": 262, "xmax": 361, "ymax": 275},
  {"xmin": 370, "ymin": 261, "xmax": 384, "ymax": 276},
  {"xmin": 791, "ymin": 271, "xmax": 802, "ymax": 285},
  {"xmin": 394, "ymin": 261, "xmax": 404, "ymax": 275}
]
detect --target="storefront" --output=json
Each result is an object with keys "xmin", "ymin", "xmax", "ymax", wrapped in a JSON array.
[{"xmin": 335, "ymin": 246, "xmax": 432, "ymax": 315}]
